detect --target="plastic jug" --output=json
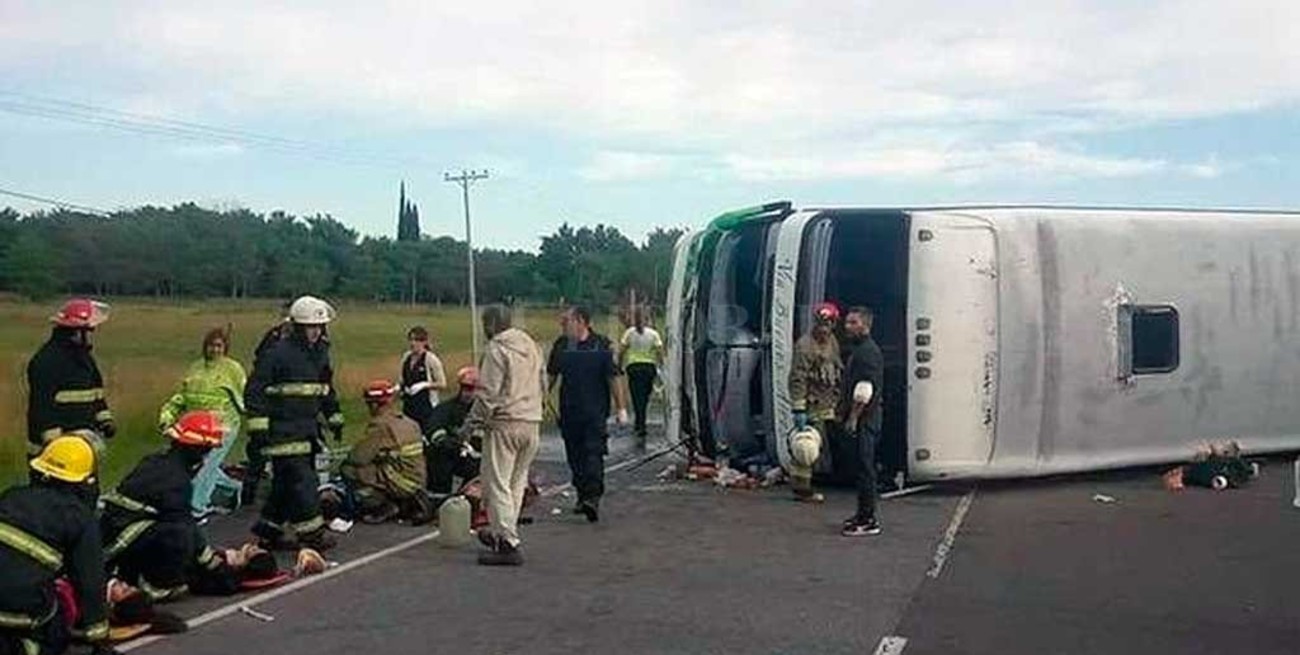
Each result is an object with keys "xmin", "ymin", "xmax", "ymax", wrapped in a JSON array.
[{"xmin": 437, "ymin": 495, "xmax": 472, "ymax": 548}]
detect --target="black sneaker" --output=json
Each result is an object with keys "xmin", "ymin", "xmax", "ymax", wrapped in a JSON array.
[
  {"xmin": 476, "ymin": 529, "xmax": 500, "ymax": 551},
  {"xmin": 580, "ymin": 500, "xmax": 600, "ymax": 523},
  {"xmin": 841, "ymin": 518, "xmax": 882, "ymax": 538},
  {"xmin": 477, "ymin": 542, "xmax": 523, "ymax": 566}
]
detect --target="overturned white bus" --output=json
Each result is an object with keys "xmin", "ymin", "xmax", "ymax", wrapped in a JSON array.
[{"xmin": 662, "ymin": 202, "xmax": 1300, "ymax": 482}]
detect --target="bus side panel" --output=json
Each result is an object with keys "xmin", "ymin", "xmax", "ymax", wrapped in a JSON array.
[
  {"xmin": 663, "ymin": 231, "xmax": 701, "ymax": 450},
  {"xmin": 907, "ymin": 213, "xmax": 1000, "ymax": 480}
]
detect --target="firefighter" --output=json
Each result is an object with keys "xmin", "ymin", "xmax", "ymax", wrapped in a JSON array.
[
  {"xmin": 788, "ymin": 301, "xmax": 844, "ymax": 503},
  {"xmin": 101, "ymin": 411, "xmax": 251, "ymax": 602},
  {"xmin": 337, "ymin": 380, "xmax": 431, "ymax": 524},
  {"xmin": 425, "ymin": 366, "xmax": 482, "ymax": 495},
  {"xmin": 241, "ymin": 301, "xmax": 293, "ymax": 507},
  {"xmin": 26, "ymin": 299, "xmax": 115, "ymax": 469},
  {"xmin": 399, "ymin": 326, "xmax": 448, "ymax": 435},
  {"xmin": 0, "ymin": 436, "xmax": 112, "ymax": 655},
  {"xmin": 244, "ymin": 295, "xmax": 343, "ymax": 552},
  {"xmin": 158, "ymin": 327, "xmax": 247, "ymax": 517}
]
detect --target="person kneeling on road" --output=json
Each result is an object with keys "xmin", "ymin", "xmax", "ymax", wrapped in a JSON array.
[
  {"xmin": 467, "ymin": 305, "xmax": 546, "ymax": 567},
  {"xmin": 425, "ymin": 366, "xmax": 483, "ymax": 496},
  {"xmin": 336, "ymin": 380, "xmax": 432, "ymax": 525},
  {"xmin": 0, "ymin": 436, "xmax": 113, "ymax": 655},
  {"xmin": 102, "ymin": 411, "xmax": 280, "ymax": 602}
]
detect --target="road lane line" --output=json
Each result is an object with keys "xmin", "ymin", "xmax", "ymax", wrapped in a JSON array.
[
  {"xmin": 926, "ymin": 489, "xmax": 975, "ymax": 579},
  {"xmin": 118, "ymin": 529, "xmax": 440, "ymax": 652},
  {"xmin": 873, "ymin": 635, "xmax": 908, "ymax": 655},
  {"xmin": 539, "ymin": 443, "xmax": 677, "ymax": 497}
]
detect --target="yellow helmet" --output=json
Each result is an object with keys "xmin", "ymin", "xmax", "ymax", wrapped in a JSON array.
[{"xmin": 29, "ymin": 436, "xmax": 97, "ymax": 483}]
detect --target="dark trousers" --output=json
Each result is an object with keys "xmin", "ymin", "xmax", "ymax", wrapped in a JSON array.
[
  {"xmin": 425, "ymin": 443, "xmax": 480, "ymax": 494},
  {"xmin": 403, "ymin": 399, "xmax": 435, "ymax": 436},
  {"xmin": 0, "ymin": 601, "xmax": 69, "ymax": 655},
  {"xmin": 561, "ymin": 416, "xmax": 607, "ymax": 503},
  {"xmin": 855, "ymin": 424, "xmax": 880, "ymax": 521},
  {"xmin": 241, "ymin": 433, "xmax": 269, "ymax": 505},
  {"xmin": 626, "ymin": 363, "xmax": 656, "ymax": 437},
  {"xmin": 114, "ymin": 522, "xmax": 238, "ymax": 597},
  {"xmin": 258, "ymin": 453, "xmax": 323, "ymax": 537}
]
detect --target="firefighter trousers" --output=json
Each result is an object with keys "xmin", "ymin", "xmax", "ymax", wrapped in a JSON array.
[{"xmin": 256, "ymin": 452, "xmax": 324, "ymax": 540}]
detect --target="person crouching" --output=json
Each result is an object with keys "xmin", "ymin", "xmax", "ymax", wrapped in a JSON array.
[{"xmin": 338, "ymin": 380, "xmax": 432, "ymax": 525}]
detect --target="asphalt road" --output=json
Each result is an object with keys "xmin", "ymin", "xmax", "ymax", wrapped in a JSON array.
[{"xmin": 111, "ymin": 432, "xmax": 1300, "ymax": 655}]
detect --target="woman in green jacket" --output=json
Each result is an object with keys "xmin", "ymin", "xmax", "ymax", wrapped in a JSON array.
[{"xmin": 159, "ymin": 327, "xmax": 247, "ymax": 516}]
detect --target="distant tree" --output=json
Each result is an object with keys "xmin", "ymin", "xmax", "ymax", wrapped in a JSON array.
[{"xmin": 1, "ymin": 231, "xmax": 63, "ymax": 299}]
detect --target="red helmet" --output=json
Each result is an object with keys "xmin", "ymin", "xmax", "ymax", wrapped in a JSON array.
[
  {"xmin": 167, "ymin": 410, "xmax": 225, "ymax": 448},
  {"xmin": 814, "ymin": 302, "xmax": 841, "ymax": 324},
  {"xmin": 51, "ymin": 299, "xmax": 110, "ymax": 328},
  {"xmin": 456, "ymin": 366, "xmax": 480, "ymax": 389},
  {"xmin": 363, "ymin": 379, "xmax": 399, "ymax": 403}
]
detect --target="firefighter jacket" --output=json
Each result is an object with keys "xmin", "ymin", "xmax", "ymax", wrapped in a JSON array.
[
  {"xmin": 0, "ymin": 482, "xmax": 108, "ymax": 644},
  {"xmin": 790, "ymin": 332, "xmax": 843, "ymax": 421},
  {"xmin": 425, "ymin": 395, "xmax": 474, "ymax": 448},
  {"xmin": 101, "ymin": 449, "xmax": 223, "ymax": 599},
  {"xmin": 25, "ymin": 328, "xmax": 113, "ymax": 453},
  {"xmin": 341, "ymin": 407, "xmax": 427, "ymax": 499},
  {"xmin": 158, "ymin": 355, "xmax": 247, "ymax": 429},
  {"xmin": 244, "ymin": 331, "xmax": 343, "ymax": 457}
]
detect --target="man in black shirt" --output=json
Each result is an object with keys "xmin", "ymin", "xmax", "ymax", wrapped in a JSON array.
[
  {"xmin": 840, "ymin": 306, "xmax": 884, "ymax": 537},
  {"xmin": 547, "ymin": 306, "xmax": 625, "ymax": 522}
]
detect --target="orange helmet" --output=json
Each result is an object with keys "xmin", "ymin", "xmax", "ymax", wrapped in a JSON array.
[
  {"xmin": 363, "ymin": 379, "xmax": 399, "ymax": 403},
  {"xmin": 51, "ymin": 299, "xmax": 110, "ymax": 328},
  {"xmin": 814, "ymin": 301, "xmax": 840, "ymax": 325},
  {"xmin": 456, "ymin": 366, "xmax": 480, "ymax": 389},
  {"xmin": 166, "ymin": 411, "xmax": 225, "ymax": 448}
]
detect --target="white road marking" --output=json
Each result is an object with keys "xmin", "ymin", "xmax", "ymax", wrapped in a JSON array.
[
  {"xmin": 881, "ymin": 484, "xmax": 934, "ymax": 500},
  {"xmin": 539, "ymin": 443, "xmax": 678, "ymax": 498},
  {"xmin": 926, "ymin": 489, "xmax": 976, "ymax": 579},
  {"xmin": 123, "ymin": 445, "xmax": 677, "ymax": 651},
  {"xmin": 873, "ymin": 635, "xmax": 908, "ymax": 655},
  {"xmin": 118, "ymin": 529, "xmax": 440, "ymax": 651}
]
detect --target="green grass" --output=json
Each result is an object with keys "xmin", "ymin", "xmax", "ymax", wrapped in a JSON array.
[{"xmin": 0, "ymin": 299, "xmax": 610, "ymax": 488}]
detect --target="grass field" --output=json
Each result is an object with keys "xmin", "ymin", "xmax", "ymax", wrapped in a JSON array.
[{"xmin": 0, "ymin": 298, "xmax": 597, "ymax": 488}]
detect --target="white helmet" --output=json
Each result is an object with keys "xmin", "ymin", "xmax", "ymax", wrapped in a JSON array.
[
  {"xmin": 288, "ymin": 296, "xmax": 336, "ymax": 325},
  {"xmin": 789, "ymin": 426, "xmax": 823, "ymax": 468}
]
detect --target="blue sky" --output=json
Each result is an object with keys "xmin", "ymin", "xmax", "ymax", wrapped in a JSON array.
[{"xmin": 1, "ymin": 0, "xmax": 1297, "ymax": 251}]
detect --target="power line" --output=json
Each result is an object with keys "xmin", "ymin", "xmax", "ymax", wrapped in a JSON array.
[
  {"xmin": 0, "ymin": 186, "xmax": 111, "ymax": 216},
  {"xmin": 0, "ymin": 90, "xmax": 439, "ymax": 170}
]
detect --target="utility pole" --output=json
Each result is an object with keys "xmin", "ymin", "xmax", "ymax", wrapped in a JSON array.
[{"xmin": 444, "ymin": 169, "xmax": 489, "ymax": 362}]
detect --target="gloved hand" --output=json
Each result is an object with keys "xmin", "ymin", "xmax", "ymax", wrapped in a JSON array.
[
  {"xmin": 327, "ymin": 413, "xmax": 345, "ymax": 444},
  {"xmin": 98, "ymin": 419, "xmax": 117, "ymax": 440},
  {"xmin": 792, "ymin": 411, "xmax": 808, "ymax": 430}
]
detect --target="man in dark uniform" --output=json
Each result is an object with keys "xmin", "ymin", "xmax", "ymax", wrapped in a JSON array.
[
  {"xmin": 0, "ymin": 436, "xmax": 113, "ymax": 655},
  {"xmin": 840, "ymin": 306, "xmax": 885, "ymax": 537},
  {"xmin": 101, "ymin": 411, "xmax": 258, "ymax": 602},
  {"xmin": 547, "ymin": 306, "xmax": 626, "ymax": 523},
  {"xmin": 241, "ymin": 301, "xmax": 294, "ymax": 506},
  {"xmin": 244, "ymin": 295, "xmax": 343, "ymax": 552},
  {"xmin": 425, "ymin": 367, "xmax": 482, "ymax": 495},
  {"xmin": 26, "ymin": 299, "xmax": 115, "ymax": 469}
]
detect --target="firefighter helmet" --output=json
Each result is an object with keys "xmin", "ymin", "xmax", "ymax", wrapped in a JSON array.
[
  {"xmin": 814, "ymin": 302, "xmax": 840, "ymax": 325},
  {"xmin": 789, "ymin": 425, "xmax": 823, "ymax": 468},
  {"xmin": 287, "ymin": 296, "xmax": 335, "ymax": 325},
  {"xmin": 29, "ymin": 436, "xmax": 97, "ymax": 483},
  {"xmin": 363, "ymin": 379, "xmax": 399, "ymax": 403},
  {"xmin": 51, "ymin": 298, "xmax": 110, "ymax": 328},
  {"xmin": 456, "ymin": 366, "xmax": 480, "ymax": 389},
  {"xmin": 166, "ymin": 410, "xmax": 226, "ymax": 448}
]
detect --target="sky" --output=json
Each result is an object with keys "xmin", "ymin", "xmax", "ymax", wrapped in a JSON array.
[{"xmin": 1, "ymin": 0, "xmax": 1298, "ymax": 251}]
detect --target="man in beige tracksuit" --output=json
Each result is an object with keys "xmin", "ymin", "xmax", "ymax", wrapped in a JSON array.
[{"xmin": 465, "ymin": 304, "xmax": 546, "ymax": 566}]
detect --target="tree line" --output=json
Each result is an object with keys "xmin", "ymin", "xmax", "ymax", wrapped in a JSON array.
[{"xmin": 0, "ymin": 204, "xmax": 685, "ymax": 308}]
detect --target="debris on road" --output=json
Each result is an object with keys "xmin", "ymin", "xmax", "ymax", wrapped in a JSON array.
[
  {"xmin": 550, "ymin": 507, "xmax": 563, "ymax": 516},
  {"xmin": 328, "ymin": 517, "xmax": 354, "ymax": 533},
  {"xmin": 239, "ymin": 606, "xmax": 275, "ymax": 622},
  {"xmin": 1165, "ymin": 441, "xmax": 1258, "ymax": 491},
  {"xmin": 1092, "ymin": 494, "xmax": 1117, "ymax": 504}
]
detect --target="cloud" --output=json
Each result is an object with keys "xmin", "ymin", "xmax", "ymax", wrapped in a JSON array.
[
  {"xmin": 578, "ymin": 151, "xmax": 680, "ymax": 182},
  {"xmin": 0, "ymin": 1, "xmax": 1293, "ymax": 182}
]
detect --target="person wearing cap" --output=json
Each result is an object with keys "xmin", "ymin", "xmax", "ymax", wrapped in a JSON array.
[
  {"xmin": 399, "ymin": 326, "xmax": 448, "ymax": 436},
  {"xmin": 338, "ymin": 380, "xmax": 431, "ymax": 524},
  {"xmin": 158, "ymin": 327, "xmax": 247, "ymax": 517},
  {"xmin": 424, "ymin": 366, "xmax": 484, "ymax": 495},
  {"xmin": 101, "ymin": 411, "xmax": 263, "ymax": 602},
  {"xmin": 244, "ymin": 295, "xmax": 343, "ymax": 551},
  {"xmin": 26, "ymin": 299, "xmax": 115, "ymax": 471},
  {"xmin": 0, "ymin": 436, "xmax": 112, "ymax": 655},
  {"xmin": 788, "ymin": 301, "xmax": 844, "ymax": 503}
]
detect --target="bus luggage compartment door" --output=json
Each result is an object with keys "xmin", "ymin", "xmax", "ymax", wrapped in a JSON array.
[{"xmin": 907, "ymin": 213, "xmax": 999, "ymax": 479}]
